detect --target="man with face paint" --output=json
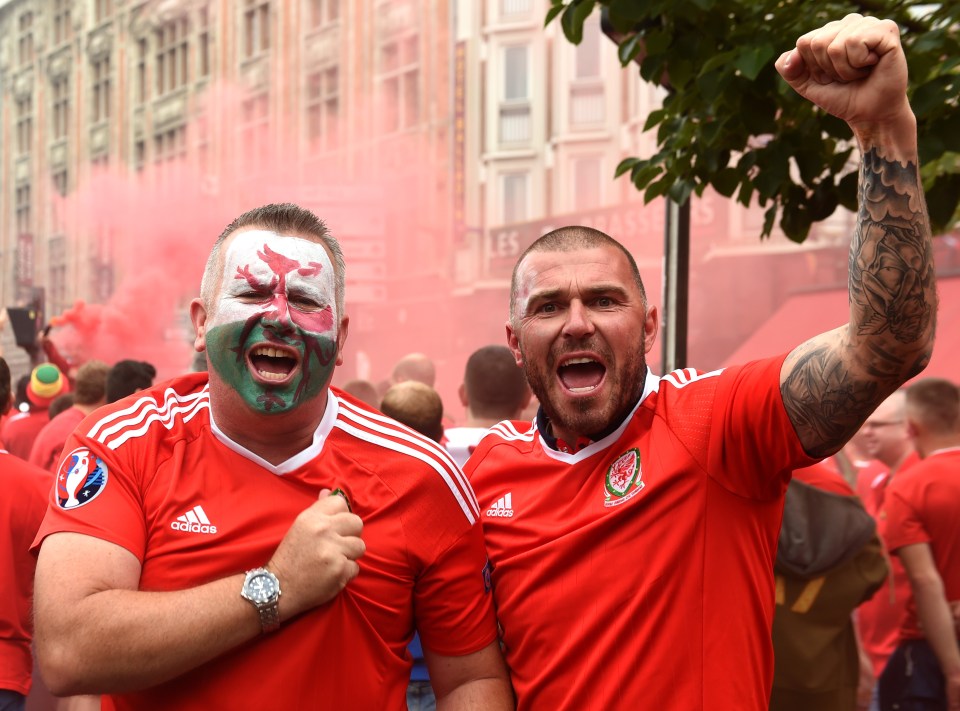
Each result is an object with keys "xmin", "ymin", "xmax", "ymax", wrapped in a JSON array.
[
  {"xmin": 465, "ymin": 15, "xmax": 937, "ymax": 711},
  {"xmin": 30, "ymin": 204, "xmax": 514, "ymax": 710}
]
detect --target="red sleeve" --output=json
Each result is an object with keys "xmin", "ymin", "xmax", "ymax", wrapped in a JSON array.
[
  {"xmin": 706, "ymin": 354, "xmax": 817, "ymax": 500},
  {"xmin": 31, "ymin": 425, "xmax": 148, "ymax": 562},
  {"xmin": 882, "ymin": 479, "xmax": 929, "ymax": 553},
  {"xmin": 413, "ymin": 521, "xmax": 498, "ymax": 657}
]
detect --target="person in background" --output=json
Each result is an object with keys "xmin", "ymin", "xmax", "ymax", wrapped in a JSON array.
[
  {"xmin": 380, "ymin": 379, "xmax": 451, "ymax": 711},
  {"xmin": 392, "ymin": 353, "xmax": 437, "ymax": 388},
  {"xmin": 856, "ymin": 390, "xmax": 920, "ymax": 708},
  {"xmin": 1, "ymin": 364, "xmax": 69, "ymax": 460},
  {"xmin": 0, "ymin": 357, "xmax": 53, "ymax": 711},
  {"xmin": 770, "ymin": 461, "xmax": 888, "ymax": 711},
  {"xmin": 340, "ymin": 378, "xmax": 380, "ymax": 409},
  {"xmin": 105, "ymin": 360, "xmax": 156, "ymax": 404},
  {"xmin": 29, "ymin": 361, "xmax": 110, "ymax": 472},
  {"xmin": 445, "ymin": 346, "xmax": 531, "ymax": 468},
  {"xmin": 31, "ymin": 203, "xmax": 512, "ymax": 710},
  {"xmin": 466, "ymin": 15, "xmax": 937, "ymax": 710},
  {"xmin": 880, "ymin": 378, "xmax": 960, "ymax": 710},
  {"xmin": 48, "ymin": 393, "xmax": 76, "ymax": 421}
]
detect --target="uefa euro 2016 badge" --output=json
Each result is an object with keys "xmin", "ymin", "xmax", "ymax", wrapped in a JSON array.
[
  {"xmin": 604, "ymin": 448, "xmax": 645, "ymax": 508},
  {"xmin": 56, "ymin": 448, "xmax": 108, "ymax": 509}
]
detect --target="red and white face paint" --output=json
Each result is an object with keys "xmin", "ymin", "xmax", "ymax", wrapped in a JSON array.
[{"xmin": 205, "ymin": 230, "xmax": 340, "ymax": 414}]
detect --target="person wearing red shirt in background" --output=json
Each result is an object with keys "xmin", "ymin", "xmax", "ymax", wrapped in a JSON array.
[
  {"xmin": 1, "ymin": 364, "xmax": 69, "ymax": 460},
  {"xmin": 880, "ymin": 378, "xmax": 960, "ymax": 710},
  {"xmin": 29, "ymin": 360, "xmax": 109, "ymax": 472},
  {"xmin": 466, "ymin": 15, "xmax": 937, "ymax": 711},
  {"xmin": 855, "ymin": 390, "xmax": 921, "ymax": 709},
  {"xmin": 31, "ymin": 203, "xmax": 512, "ymax": 710},
  {"xmin": 0, "ymin": 357, "xmax": 52, "ymax": 711}
]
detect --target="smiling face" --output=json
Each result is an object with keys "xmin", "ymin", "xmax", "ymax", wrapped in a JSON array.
[
  {"xmin": 507, "ymin": 245, "xmax": 657, "ymax": 443},
  {"xmin": 193, "ymin": 229, "xmax": 343, "ymax": 415}
]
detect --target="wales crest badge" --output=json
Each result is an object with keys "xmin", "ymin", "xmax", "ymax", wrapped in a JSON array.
[{"xmin": 604, "ymin": 448, "xmax": 644, "ymax": 507}]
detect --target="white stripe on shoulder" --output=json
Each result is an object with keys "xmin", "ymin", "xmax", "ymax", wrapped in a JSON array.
[
  {"xmin": 488, "ymin": 420, "xmax": 535, "ymax": 442},
  {"xmin": 87, "ymin": 386, "xmax": 210, "ymax": 450},
  {"xmin": 660, "ymin": 367, "xmax": 723, "ymax": 390},
  {"xmin": 335, "ymin": 398, "xmax": 480, "ymax": 521}
]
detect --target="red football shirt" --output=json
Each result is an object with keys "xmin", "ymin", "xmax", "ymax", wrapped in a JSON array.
[
  {"xmin": 0, "ymin": 450, "xmax": 51, "ymax": 696},
  {"xmin": 29, "ymin": 406, "xmax": 85, "ymax": 472},
  {"xmin": 466, "ymin": 355, "xmax": 816, "ymax": 711},
  {"xmin": 882, "ymin": 448, "xmax": 960, "ymax": 641},
  {"xmin": 34, "ymin": 374, "xmax": 497, "ymax": 710}
]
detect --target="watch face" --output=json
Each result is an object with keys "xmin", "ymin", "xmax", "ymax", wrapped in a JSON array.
[{"xmin": 247, "ymin": 573, "xmax": 278, "ymax": 603}]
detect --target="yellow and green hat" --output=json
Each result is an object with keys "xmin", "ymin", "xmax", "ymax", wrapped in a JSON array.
[{"xmin": 28, "ymin": 363, "xmax": 69, "ymax": 409}]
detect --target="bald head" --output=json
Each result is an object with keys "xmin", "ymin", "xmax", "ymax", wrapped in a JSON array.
[
  {"xmin": 391, "ymin": 353, "xmax": 436, "ymax": 388},
  {"xmin": 380, "ymin": 381, "xmax": 444, "ymax": 442}
]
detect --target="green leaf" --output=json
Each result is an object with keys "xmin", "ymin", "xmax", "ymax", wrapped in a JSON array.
[
  {"xmin": 668, "ymin": 179, "xmax": 694, "ymax": 205},
  {"xmin": 762, "ymin": 205, "xmax": 777, "ymax": 239},
  {"xmin": 733, "ymin": 45, "xmax": 776, "ymax": 81},
  {"xmin": 615, "ymin": 157, "xmax": 642, "ymax": 178},
  {"xmin": 618, "ymin": 34, "xmax": 643, "ymax": 66},
  {"xmin": 837, "ymin": 171, "xmax": 859, "ymax": 213},
  {"xmin": 544, "ymin": 4, "xmax": 566, "ymax": 28},
  {"xmin": 561, "ymin": 0, "xmax": 597, "ymax": 45},
  {"xmin": 925, "ymin": 174, "xmax": 960, "ymax": 233},
  {"xmin": 712, "ymin": 167, "xmax": 740, "ymax": 198},
  {"xmin": 643, "ymin": 174, "xmax": 673, "ymax": 202},
  {"xmin": 631, "ymin": 163, "xmax": 663, "ymax": 190}
]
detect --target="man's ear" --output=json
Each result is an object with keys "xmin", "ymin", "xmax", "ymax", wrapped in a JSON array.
[
  {"xmin": 335, "ymin": 315, "xmax": 350, "ymax": 367},
  {"xmin": 189, "ymin": 298, "xmax": 208, "ymax": 353},
  {"xmin": 505, "ymin": 320, "xmax": 523, "ymax": 368}
]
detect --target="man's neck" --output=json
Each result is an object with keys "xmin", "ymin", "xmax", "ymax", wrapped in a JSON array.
[
  {"xmin": 882, "ymin": 447, "xmax": 913, "ymax": 476},
  {"xmin": 916, "ymin": 435, "xmax": 960, "ymax": 459}
]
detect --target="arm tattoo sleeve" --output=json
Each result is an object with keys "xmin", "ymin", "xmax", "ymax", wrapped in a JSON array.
[{"xmin": 782, "ymin": 147, "xmax": 936, "ymax": 457}]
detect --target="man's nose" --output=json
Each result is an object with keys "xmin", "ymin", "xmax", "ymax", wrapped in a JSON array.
[
  {"xmin": 561, "ymin": 300, "xmax": 595, "ymax": 339},
  {"xmin": 264, "ymin": 298, "xmax": 295, "ymax": 329}
]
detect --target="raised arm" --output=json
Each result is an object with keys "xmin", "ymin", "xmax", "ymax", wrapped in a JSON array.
[{"xmin": 776, "ymin": 14, "xmax": 936, "ymax": 458}]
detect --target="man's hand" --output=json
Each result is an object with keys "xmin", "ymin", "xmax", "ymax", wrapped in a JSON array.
[
  {"xmin": 776, "ymin": 14, "xmax": 910, "ymax": 130},
  {"xmin": 266, "ymin": 490, "xmax": 365, "ymax": 620}
]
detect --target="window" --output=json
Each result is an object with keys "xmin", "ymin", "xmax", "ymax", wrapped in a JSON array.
[
  {"xmin": 378, "ymin": 33, "xmax": 420, "ymax": 133},
  {"xmin": 16, "ymin": 95, "xmax": 32, "ymax": 154},
  {"xmin": 310, "ymin": 0, "xmax": 339, "ymax": 28},
  {"xmin": 306, "ymin": 67, "xmax": 339, "ymax": 151},
  {"xmin": 16, "ymin": 184, "xmax": 31, "ymax": 236},
  {"xmin": 137, "ymin": 39, "xmax": 148, "ymax": 103},
  {"xmin": 198, "ymin": 8, "xmax": 211, "ymax": 77},
  {"xmin": 52, "ymin": 169, "xmax": 69, "ymax": 197},
  {"xmin": 52, "ymin": 77, "xmax": 70, "ymax": 140},
  {"xmin": 53, "ymin": 0, "xmax": 72, "ymax": 45},
  {"xmin": 239, "ymin": 93, "xmax": 270, "ymax": 171},
  {"xmin": 156, "ymin": 18, "xmax": 189, "ymax": 96},
  {"xmin": 501, "ymin": 173, "xmax": 528, "ymax": 224},
  {"xmin": 501, "ymin": 0, "xmax": 531, "ymax": 17},
  {"xmin": 134, "ymin": 139, "xmax": 146, "ymax": 171},
  {"xmin": 500, "ymin": 45, "xmax": 530, "ymax": 143},
  {"xmin": 573, "ymin": 155, "xmax": 602, "ymax": 211},
  {"xmin": 18, "ymin": 12, "xmax": 34, "ymax": 66},
  {"xmin": 92, "ymin": 55, "xmax": 111, "ymax": 122},
  {"xmin": 570, "ymin": 19, "xmax": 604, "ymax": 125},
  {"xmin": 244, "ymin": 0, "xmax": 270, "ymax": 58},
  {"xmin": 95, "ymin": 0, "xmax": 114, "ymax": 23},
  {"xmin": 153, "ymin": 126, "xmax": 187, "ymax": 164}
]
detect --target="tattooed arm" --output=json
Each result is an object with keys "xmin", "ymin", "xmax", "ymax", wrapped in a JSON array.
[{"xmin": 774, "ymin": 14, "xmax": 936, "ymax": 457}]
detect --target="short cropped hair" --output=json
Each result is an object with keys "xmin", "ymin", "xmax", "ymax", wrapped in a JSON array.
[
  {"xmin": 509, "ymin": 226, "xmax": 646, "ymax": 326},
  {"xmin": 380, "ymin": 381, "xmax": 445, "ymax": 443},
  {"xmin": 341, "ymin": 379, "xmax": 379, "ymax": 408},
  {"xmin": 391, "ymin": 353, "xmax": 436, "ymax": 387},
  {"xmin": 72, "ymin": 360, "xmax": 110, "ymax": 406},
  {"xmin": 200, "ymin": 203, "xmax": 346, "ymax": 316},
  {"xmin": 906, "ymin": 378, "xmax": 960, "ymax": 436},
  {"xmin": 107, "ymin": 360, "xmax": 157, "ymax": 403},
  {"xmin": 464, "ymin": 345, "xmax": 529, "ymax": 420}
]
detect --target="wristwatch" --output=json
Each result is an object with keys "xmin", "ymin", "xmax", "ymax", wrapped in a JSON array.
[{"xmin": 241, "ymin": 567, "xmax": 281, "ymax": 633}]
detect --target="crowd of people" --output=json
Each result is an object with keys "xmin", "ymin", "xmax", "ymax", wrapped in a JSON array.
[{"xmin": 1, "ymin": 13, "xmax": 958, "ymax": 711}]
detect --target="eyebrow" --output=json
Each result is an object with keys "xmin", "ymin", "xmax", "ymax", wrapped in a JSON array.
[{"xmin": 524, "ymin": 283, "xmax": 631, "ymax": 312}]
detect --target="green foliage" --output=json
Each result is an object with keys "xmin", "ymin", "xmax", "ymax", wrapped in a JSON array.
[{"xmin": 548, "ymin": 0, "xmax": 960, "ymax": 241}]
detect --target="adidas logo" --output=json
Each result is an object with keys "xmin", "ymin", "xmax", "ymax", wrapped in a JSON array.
[
  {"xmin": 170, "ymin": 505, "xmax": 218, "ymax": 534},
  {"xmin": 485, "ymin": 493, "xmax": 514, "ymax": 518}
]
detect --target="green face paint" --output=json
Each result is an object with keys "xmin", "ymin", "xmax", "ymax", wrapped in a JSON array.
[{"xmin": 204, "ymin": 230, "xmax": 341, "ymax": 416}]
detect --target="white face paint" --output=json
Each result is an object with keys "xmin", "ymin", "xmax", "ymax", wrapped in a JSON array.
[{"xmin": 209, "ymin": 229, "xmax": 338, "ymax": 333}]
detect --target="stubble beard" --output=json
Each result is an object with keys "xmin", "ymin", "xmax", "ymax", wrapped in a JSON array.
[{"xmin": 520, "ymin": 339, "xmax": 647, "ymax": 441}]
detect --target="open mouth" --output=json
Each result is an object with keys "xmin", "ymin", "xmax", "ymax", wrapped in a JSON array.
[
  {"xmin": 558, "ymin": 357, "xmax": 606, "ymax": 394},
  {"xmin": 248, "ymin": 345, "xmax": 299, "ymax": 383}
]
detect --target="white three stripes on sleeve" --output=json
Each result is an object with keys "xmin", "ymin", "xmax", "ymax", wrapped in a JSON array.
[{"xmin": 335, "ymin": 398, "xmax": 480, "ymax": 524}]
